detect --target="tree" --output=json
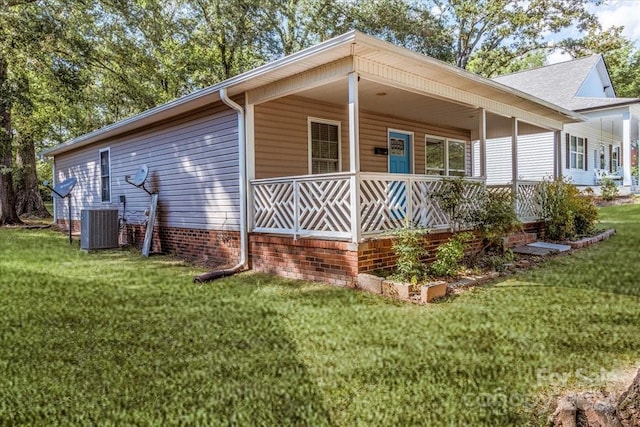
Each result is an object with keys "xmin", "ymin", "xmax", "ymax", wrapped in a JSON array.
[
  {"xmin": 559, "ymin": 26, "xmax": 640, "ymax": 98},
  {"xmin": 347, "ymin": 0, "xmax": 453, "ymax": 61},
  {"xmin": 430, "ymin": 0, "xmax": 599, "ymax": 76}
]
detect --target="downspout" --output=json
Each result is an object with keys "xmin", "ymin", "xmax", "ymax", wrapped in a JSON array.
[{"xmin": 194, "ymin": 88, "xmax": 249, "ymax": 283}]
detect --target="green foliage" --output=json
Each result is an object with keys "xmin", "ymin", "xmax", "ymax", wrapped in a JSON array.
[
  {"xmin": 430, "ymin": 232, "xmax": 473, "ymax": 277},
  {"xmin": 600, "ymin": 177, "xmax": 619, "ymax": 201},
  {"xmin": 431, "ymin": 177, "xmax": 479, "ymax": 231},
  {"xmin": 538, "ymin": 177, "xmax": 598, "ymax": 240},
  {"xmin": 470, "ymin": 189, "xmax": 521, "ymax": 252},
  {"xmin": 390, "ymin": 221, "xmax": 428, "ymax": 283},
  {"xmin": 484, "ymin": 248, "xmax": 515, "ymax": 272}
]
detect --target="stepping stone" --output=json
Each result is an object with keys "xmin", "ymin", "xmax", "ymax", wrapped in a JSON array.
[
  {"xmin": 511, "ymin": 241, "xmax": 572, "ymax": 256},
  {"xmin": 527, "ymin": 242, "xmax": 572, "ymax": 252}
]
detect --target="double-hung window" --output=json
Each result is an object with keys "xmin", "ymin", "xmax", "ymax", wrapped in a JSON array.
[
  {"xmin": 99, "ymin": 148, "xmax": 111, "ymax": 202},
  {"xmin": 425, "ymin": 136, "xmax": 466, "ymax": 176},
  {"xmin": 309, "ymin": 118, "xmax": 340, "ymax": 174},
  {"xmin": 569, "ymin": 136, "xmax": 585, "ymax": 169}
]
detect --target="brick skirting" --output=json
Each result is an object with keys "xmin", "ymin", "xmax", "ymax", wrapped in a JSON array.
[
  {"xmin": 249, "ymin": 234, "xmax": 359, "ymax": 287},
  {"xmin": 57, "ymin": 219, "xmax": 547, "ymax": 286}
]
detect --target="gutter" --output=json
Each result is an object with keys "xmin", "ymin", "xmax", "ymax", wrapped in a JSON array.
[{"xmin": 194, "ymin": 88, "xmax": 248, "ymax": 283}]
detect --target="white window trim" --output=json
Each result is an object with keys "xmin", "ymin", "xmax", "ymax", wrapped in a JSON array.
[
  {"xmin": 387, "ymin": 128, "xmax": 414, "ymax": 174},
  {"xmin": 569, "ymin": 135, "xmax": 585, "ymax": 170},
  {"xmin": 307, "ymin": 117, "xmax": 342, "ymax": 174},
  {"xmin": 425, "ymin": 134, "xmax": 468, "ymax": 176},
  {"xmin": 612, "ymin": 146, "xmax": 620, "ymax": 172},
  {"xmin": 99, "ymin": 147, "xmax": 111, "ymax": 203},
  {"xmin": 447, "ymin": 138, "xmax": 467, "ymax": 176}
]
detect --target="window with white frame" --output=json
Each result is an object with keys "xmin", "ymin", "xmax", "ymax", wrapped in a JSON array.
[
  {"xmin": 309, "ymin": 118, "xmax": 340, "ymax": 174},
  {"xmin": 425, "ymin": 136, "xmax": 466, "ymax": 176},
  {"xmin": 569, "ymin": 136, "xmax": 585, "ymax": 169},
  {"xmin": 99, "ymin": 148, "xmax": 111, "ymax": 202}
]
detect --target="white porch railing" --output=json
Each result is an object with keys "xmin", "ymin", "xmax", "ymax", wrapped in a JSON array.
[
  {"xmin": 251, "ymin": 172, "xmax": 353, "ymax": 239},
  {"xmin": 487, "ymin": 181, "xmax": 543, "ymax": 222},
  {"xmin": 251, "ymin": 174, "xmax": 543, "ymax": 241},
  {"xmin": 359, "ymin": 173, "xmax": 485, "ymax": 236}
]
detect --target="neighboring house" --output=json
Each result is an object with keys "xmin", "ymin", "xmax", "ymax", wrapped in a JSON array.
[
  {"xmin": 489, "ymin": 55, "xmax": 640, "ymax": 187},
  {"xmin": 42, "ymin": 31, "xmax": 580, "ymax": 285}
]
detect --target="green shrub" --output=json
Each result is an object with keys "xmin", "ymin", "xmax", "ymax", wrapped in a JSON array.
[
  {"xmin": 390, "ymin": 222, "xmax": 429, "ymax": 284},
  {"xmin": 469, "ymin": 189, "xmax": 521, "ymax": 254},
  {"xmin": 430, "ymin": 232, "xmax": 473, "ymax": 277},
  {"xmin": 538, "ymin": 177, "xmax": 598, "ymax": 241},
  {"xmin": 431, "ymin": 177, "xmax": 479, "ymax": 232},
  {"xmin": 600, "ymin": 178, "xmax": 619, "ymax": 201}
]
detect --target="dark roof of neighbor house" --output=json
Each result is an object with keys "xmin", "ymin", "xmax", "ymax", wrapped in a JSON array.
[
  {"xmin": 493, "ymin": 55, "xmax": 640, "ymax": 111},
  {"xmin": 42, "ymin": 31, "xmax": 583, "ymax": 157}
]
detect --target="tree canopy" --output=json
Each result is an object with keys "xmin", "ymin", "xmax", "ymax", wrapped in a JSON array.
[{"xmin": 1, "ymin": 0, "xmax": 639, "ymax": 224}]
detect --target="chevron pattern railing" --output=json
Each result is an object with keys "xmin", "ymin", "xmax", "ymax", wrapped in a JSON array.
[
  {"xmin": 515, "ymin": 181, "xmax": 543, "ymax": 222},
  {"xmin": 487, "ymin": 181, "xmax": 543, "ymax": 222},
  {"xmin": 251, "ymin": 173, "xmax": 352, "ymax": 239},
  {"xmin": 251, "ymin": 173, "xmax": 510, "ymax": 241},
  {"xmin": 359, "ymin": 173, "xmax": 486, "ymax": 235}
]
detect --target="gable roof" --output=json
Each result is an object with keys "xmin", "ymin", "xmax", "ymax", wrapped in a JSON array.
[
  {"xmin": 43, "ymin": 31, "xmax": 583, "ymax": 157},
  {"xmin": 493, "ymin": 55, "xmax": 603, "ymax": 108},
  {"xmin": 494, "ymin": 54, "xmax": 640, "ymax": 112}
]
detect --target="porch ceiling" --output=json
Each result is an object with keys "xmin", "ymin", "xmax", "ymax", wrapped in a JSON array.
[{"xmin": 296, "ymin": 78, "xmax": 549, "ymax": 134}]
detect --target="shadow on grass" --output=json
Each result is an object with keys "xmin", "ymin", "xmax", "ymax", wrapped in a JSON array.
[{"xmin": 0, "ymin": 270, "xmax": 334, "ymax": 425}]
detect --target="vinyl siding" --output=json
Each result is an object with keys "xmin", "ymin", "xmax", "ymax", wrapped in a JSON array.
[
  {"xmin": 562, "ymin": 122, "xmax": 621, "ymax": 186},
  {"xmin": 254, "ymin": 95, "xmax": 471, "ymax": 178},
  {"xmin": 474, "ymin": 132, "xmax": 555, "ymax": 185},
  {"xmin": 53, "ymin": 103, "xmax": 240, "ymax": 230}
]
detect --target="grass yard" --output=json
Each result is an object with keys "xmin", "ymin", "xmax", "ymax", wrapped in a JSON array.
[{"xmin": 1, "ymin": 205, "xmax": 640, "ymax": 426}]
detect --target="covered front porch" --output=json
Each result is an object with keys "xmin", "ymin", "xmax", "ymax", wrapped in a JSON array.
[{"xmin": 240, "ymin": 39, "xmax": 578, "ymax": 244}]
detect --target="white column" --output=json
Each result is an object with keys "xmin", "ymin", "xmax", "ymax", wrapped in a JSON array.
[
  {"xmin": 511, "ymin": 117, "xmax": 518, "ymax": 189},
  {"xmin": 244, "ymin": 97, "xmax": 256, "ymax": 231},
  {"xmin": 478, "ymin": 108, "xmax": 487, "ymax": 178},
  {"xmin": 348, "ymin": 72, "xmax": 361, "ymax": 243},
  {"xmin": 553, "ymin": 130, "xmax": 561, "ymax": 179},
  {"xmin": 623, "ymin": 112, "xmax": 632, "ymax": 186}
]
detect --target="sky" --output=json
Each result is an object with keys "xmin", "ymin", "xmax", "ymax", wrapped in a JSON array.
[{"xmin": 547, "ymin": 0, "xmax": 640, "ymax": 64}]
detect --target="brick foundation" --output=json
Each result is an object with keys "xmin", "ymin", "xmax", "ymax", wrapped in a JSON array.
[
  {"xmin": 249, "ymin": 234, "xmax": 359, "ymax": 287},
  {"xmin": 357, "ymin": 230, "xmax": 484, "ymax": 274},
  {"xmin": 56, "ymin": 219, "xmax": 240, "ymax": 266},
  {"xmin": 56, "ymin": 218, "xmax": 547, "ymax": 286}
]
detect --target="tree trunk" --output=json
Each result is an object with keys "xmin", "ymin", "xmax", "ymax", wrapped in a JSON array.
[
  {"xmin": 0, "ymin": 57, "xmax": 22, "ymax": 226},
  {"xmin": 14, "ymin": 134, "xmax": 51, "ymax": 218},
  {"xmin": 618, "ymin": 369, "xmax": 640, "ymax": 427}
]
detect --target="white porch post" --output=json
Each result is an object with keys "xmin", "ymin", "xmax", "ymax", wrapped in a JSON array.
[
  {"xmin": 511, "ymin": 117, "xmax": 518, "ymax": 192},
  {"xmin": 348, "ymin": 71, "xmax": 361, "ymax": 243},
  {"xmin": 244, "ymin": 96, "xmax": 256, "ymax": 231},
  {"xmin": 553, "ymin": 130, "xmax": 561, "ymax": 179},
  {"xmin": 623, "ymin": 112, "xmax": 632, "ymax": 186},
  {"xmin": 478, "ymin": 108, "xmax": 487, "ymax": 178}
]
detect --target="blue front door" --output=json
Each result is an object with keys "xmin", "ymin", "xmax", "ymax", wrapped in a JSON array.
[
  {"xmin": 388, "ymin": 132, "xmax": 411, "ymax": 220},
  {"xmin": 389, "ymin": 132, "xmax": 411, "ymax": 173}
]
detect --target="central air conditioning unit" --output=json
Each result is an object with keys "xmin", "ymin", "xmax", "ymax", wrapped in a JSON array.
[{"xmin": 80, "ymin": 209, "xmax": 119, "ymax": 250}]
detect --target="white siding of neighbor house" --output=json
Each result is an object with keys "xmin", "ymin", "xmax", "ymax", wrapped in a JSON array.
[
  {"xmin": 562, "ymin": 122, "xmax": 621, "ymax": 186},
  {"xmin": 473, "ymin": 132, "xmax": 555, "ymax": 185},
  {"xmin": 53, "ymin": 104, "xmax": 240, "ymax": 231}
]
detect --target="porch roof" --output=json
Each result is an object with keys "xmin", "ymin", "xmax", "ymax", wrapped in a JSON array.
[{"xmin": 42, "ymin": 31, "xmax": 583, "ymax": 157}]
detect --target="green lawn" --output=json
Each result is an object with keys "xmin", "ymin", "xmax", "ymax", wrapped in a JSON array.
[{"xmin": 1, "ymin": 205, "xmax": 639, "ymax": 426}]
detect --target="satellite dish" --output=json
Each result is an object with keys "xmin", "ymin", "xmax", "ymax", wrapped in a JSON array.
[
  {"xmin": 53, "ymin": 177, "xmax": 77, "ymax": 198},
  {"xmin": 129, "ymin": 164, "xmax": 149, "ymax": 187}
]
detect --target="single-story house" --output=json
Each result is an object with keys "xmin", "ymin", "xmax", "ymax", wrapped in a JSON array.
[
  {"xmin": 489, "ymin": 55, "xmax": 640, "ymax": 188},
  {"xmin": 42, "ymin": 31, "xmax": 582, "ymax": 286}
]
